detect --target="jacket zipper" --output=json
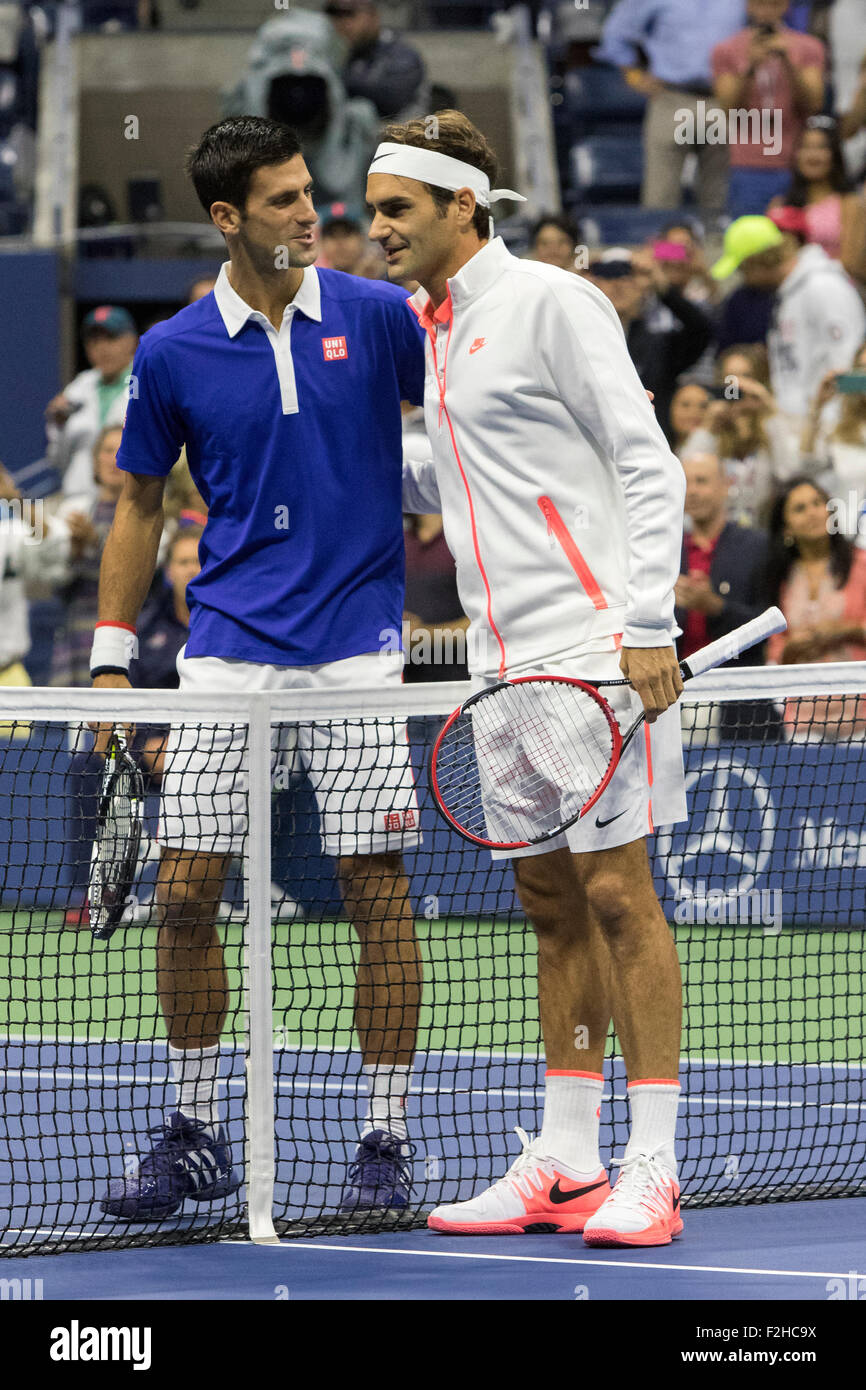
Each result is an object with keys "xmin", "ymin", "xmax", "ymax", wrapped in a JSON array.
[{"xmin": 538, "ymin": 495, "xmax": 608, "ymax": 612}]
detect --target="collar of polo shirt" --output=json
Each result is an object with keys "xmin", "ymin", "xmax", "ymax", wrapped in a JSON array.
[{"xmin": 214, "ymin": 261, "xmax": 323, "ymax": 337}]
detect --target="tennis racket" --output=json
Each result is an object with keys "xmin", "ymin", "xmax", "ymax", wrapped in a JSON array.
[
  {"xmin": 89, "ymin": 726, "xmax": 145, "ymax": 942},
  {"xmin": 430, "ymin": 607, "xmax": 786, "ymax": 850}
]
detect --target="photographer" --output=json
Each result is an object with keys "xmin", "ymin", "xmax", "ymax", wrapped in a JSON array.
[{"xmin": 712, "ymin": 0, "xmax": 826, "ymax": 218}]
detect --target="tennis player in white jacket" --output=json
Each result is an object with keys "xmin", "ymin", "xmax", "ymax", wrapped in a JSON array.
[{"xmin": 368, "ymin": 111, "xmax": 689, "ymax": 1247}]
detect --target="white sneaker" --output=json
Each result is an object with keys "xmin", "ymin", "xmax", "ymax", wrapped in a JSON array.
[
  {"xmin": 428, "ymin": 1127, "xmax": 610, "ymax": 1234},
  {"xmin": 583, "ymin": 1150, "xmax": 683, "ymax": 1247}
]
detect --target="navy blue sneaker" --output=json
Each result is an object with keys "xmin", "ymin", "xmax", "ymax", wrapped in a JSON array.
[
  {"xmin": 100, "ymin": 1112, "xmax": 241, "ymax": 1222},
  {"xmin": 340, "ymin": 1130, "xmax": 415, "ymax": 1212}
]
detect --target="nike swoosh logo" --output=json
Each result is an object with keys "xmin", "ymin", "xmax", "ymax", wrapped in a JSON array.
[
  {"xmin": 548, "ymin": 1178, "xmax": 608, "ymax": 1205},
  {"xmin": 673, "ymin": 1192, "xmax": 680, "ymax": 1212},
  {"xmin": 595, "ymin": 808, "xmax": 627, "ymax": 829}
]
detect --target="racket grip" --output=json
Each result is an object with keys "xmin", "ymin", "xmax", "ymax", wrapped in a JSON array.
[{"xmin": 682, "ymin": 606, "xmax": 787, "ymax": 680}]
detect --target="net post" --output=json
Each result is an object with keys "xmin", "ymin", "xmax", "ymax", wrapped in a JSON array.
[{"xmin": 245, "ymin": 692, "xmax": 278, "ymax": 1244}]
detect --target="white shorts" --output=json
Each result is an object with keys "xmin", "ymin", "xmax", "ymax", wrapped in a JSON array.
[
  {"xmin": 159, "ymin": 650, "xmax": 421, "ymax": 858},
  {"xmin": 475, "ymin": 640, "xmax": 687, "ymax": 860}
]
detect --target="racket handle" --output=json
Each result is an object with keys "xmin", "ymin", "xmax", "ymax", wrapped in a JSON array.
[{"xmin": 682, "ymin": 606, "xmax": 787, "ymax": 680}]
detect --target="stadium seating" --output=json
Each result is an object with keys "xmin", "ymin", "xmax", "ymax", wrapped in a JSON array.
[
  {"xmin": 576, "ymin": 206, "xmax": 701, "ymax": 248},
  {"xmin": 558, "ymin": 63, "xmax": 646, "ymax": 134},
  {"xmin": 569, "ymin": 132, "xmax": 644, "ymax": 203}
]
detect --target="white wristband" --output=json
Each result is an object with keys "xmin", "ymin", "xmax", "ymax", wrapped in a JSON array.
[{"xmin": 90, "ymin": 622, "xmax": 139, "ymax": 675}]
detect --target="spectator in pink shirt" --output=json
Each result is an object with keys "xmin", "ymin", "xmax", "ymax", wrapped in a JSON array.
[
  {"xmin": 769, "ymin": 117, "xmax": 866, "ymax": 281},
  {"xmin": 712, "ymin": 0, "xmax": 826, "ymax": 218}
]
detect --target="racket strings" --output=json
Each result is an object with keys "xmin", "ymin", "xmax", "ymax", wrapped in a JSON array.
[
  {"xmin": 91, "ymin": 763, "xmax": 142, "ymax": 925},
  {"xmin": 436, "ymin": 680, "xmax": 616, "ymax": 845}
]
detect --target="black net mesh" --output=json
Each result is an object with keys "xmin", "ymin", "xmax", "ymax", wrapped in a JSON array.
[{"xmin": 2, "ymin": 687, "xmax": 865, "ymax": 1256}]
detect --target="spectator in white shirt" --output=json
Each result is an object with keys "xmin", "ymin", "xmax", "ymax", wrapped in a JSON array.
[
  {"xmin": 0, "ymin": 463, "xmax": 70, "ymax": 697},
  {"xmin": 712, "ymin": 215, "xmax": 866, "ymax": 453},
  {"xmin": 44, "ymin": 306, "xmax": 137, "ymax": 510}
]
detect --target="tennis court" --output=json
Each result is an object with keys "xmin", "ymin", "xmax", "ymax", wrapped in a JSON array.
[{"xmin": 1, "ymin": 673, "xmax": 865, "ymax": 1302}]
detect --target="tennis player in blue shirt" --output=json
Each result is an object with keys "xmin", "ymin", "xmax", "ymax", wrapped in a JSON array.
[{"xmin": 92, "ymin": 117, "xmax": 427, "ymax": 1222}]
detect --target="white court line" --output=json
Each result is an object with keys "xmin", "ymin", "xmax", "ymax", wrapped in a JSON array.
[
  {"xmin": 6, "ymin": 1066, "xmax": 865, "ymax": 1112},
  {"xmin": 2, "ymin": 1034, "xmax": 864, "ymax": 1071},
  {"xmin": 5, "ymin": 1066, "xmax": 865, "ymax": 1112},
  {"xmin": 246, "ymin": 1239, "xmax": 854, "ymax": 1281}
]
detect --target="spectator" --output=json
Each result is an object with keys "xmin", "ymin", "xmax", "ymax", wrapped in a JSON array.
[
  {"xmin": 711, "ymin": 215, "xmax": 866, "ymax": 448},
  {"xmin": 654, "ymin": 220, "xmax": 720, "ymax": 307},
  {"xmin": 44, "ymin": 306, "xmax": 137, "ymax": 510},
  {"xmin": 715, "ymin": 255, "xmax": 776, "ymax": 352},
  {"xmin": 764, "ymin": 475, "xmax": 866, "ymax": 737},
  {"xmin": 50, "ymin": 425, "xmax": 126, "ymax": 688},
  {"xmin": 801, "ymin": 342, "xmax": 866, "ymax": 531},
  {"xmin": 187, "ymin": 276, "xmax": 218, "ymax": 303},
  {"xmin": 676, "ymin": 450, "xmax": 768, "ymax": 665},
  {"xmin": 163, "ymin": 452, "xmax": 208, "ymax": 530},
  {"xmin": 712, "ymin": 0, "xmax": 826, "ymax": 218},
  {"xmin": 596, "ymin": 0, "xmax": 746, "ymax": 212},
  {"xmin": 403, "ymin": 513, "xmax": 469, "ymax": 684},
  {"xmin": 840, "ymin": 52, "xmax": 866, "ymax": 143},
  {"xmin": 770, "ymin": 117, "xmax": 866, "ymax": 280},
  {"xmin": 324, "ymin": 0, "xmax": 428, "ymax": 120},
  {"xmin": 64, "ymin": 525, "xmax": 205, "ymax": 928},
  {"xmin": 584, "ymin": 247, "xmax": 714, "ymax": 440},
  {"xmin": 223, "ymin": 13, "xmax": 380, "ymax": 210},
  {"xmin": 528, "ymin": 214, "xmax": 581, "ymax": 271},
  {"xmin": 317, "ymin": 213, "xmax": 384, "ymax": 277},
  {"xmin": 686, "ymin": 342, "xmax": 800, "ymax": 525},
  {"xmin": 670, "ymin": 382, "xmax": 710, "ymax": 451},
  {"xmin": 0, "ymin": 463, "xmax": 70, "ymax": 715}
]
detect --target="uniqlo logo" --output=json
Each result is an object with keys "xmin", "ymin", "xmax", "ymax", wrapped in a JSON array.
[
  {"xmin": 402, "ymin": 810, "xmax": 416, "ymax": 829},
  {"xmin": 322, "ymin": 336, "xmax": 348, "ymax": 361},
  {"xmin": 384, "ymin": 812, "xmax": 401, "ymax": 832}
]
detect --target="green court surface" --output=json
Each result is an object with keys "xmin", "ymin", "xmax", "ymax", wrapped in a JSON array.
[{"xmin": 0, "ymin": 913, "xmax": 862, "ymax": 1063}]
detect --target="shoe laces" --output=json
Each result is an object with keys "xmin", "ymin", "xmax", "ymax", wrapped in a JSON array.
[
  {"xmin": 347, "ymin": 1133, "xmax": 416, "ymax": 1192},
  {"xmin": 138, "ymin": 1117, "xmax": 211, "ymax": 1176},
  {"xmin": 607, "ymin": 1148, "xmax": 675, "ymax": 1217},
  {"xmin": 498, "ymin": 1126, "xmax": 552, "ymax": 1201}
]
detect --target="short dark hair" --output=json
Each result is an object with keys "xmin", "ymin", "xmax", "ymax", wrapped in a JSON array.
[
  {"xmin": 379, "ymin": 110, "xmax": 500, "ymax": 239},
  {"xmin": 186, "ymin": 116, "xmax": 304, "ymax": 217},
  {"xmin": 321, "ymin": 215, "xmax": 361, "ymax": 237},
  {"xmin": 531, "ymin": 213, "xmax": 580, "ymax": 247}
]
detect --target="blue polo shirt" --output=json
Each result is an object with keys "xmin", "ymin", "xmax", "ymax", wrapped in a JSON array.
[{"xmin": 117, "ymin": 263, "xmax": 425, "ymax": 665}]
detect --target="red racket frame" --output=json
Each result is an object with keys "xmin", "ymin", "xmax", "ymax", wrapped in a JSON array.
[{"xmin": 430, "ymin": 674, "xmax": 624, "ymax": 850}]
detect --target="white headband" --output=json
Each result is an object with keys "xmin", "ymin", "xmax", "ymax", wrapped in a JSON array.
[{"xmin": 368, "ymin": 141, "xmax": 526, "ymax": 208}]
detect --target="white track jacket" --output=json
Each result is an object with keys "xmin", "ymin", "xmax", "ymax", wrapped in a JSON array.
[{"xmin": 401, "ymin": 237, "xmax": 686, "ymax": 678}]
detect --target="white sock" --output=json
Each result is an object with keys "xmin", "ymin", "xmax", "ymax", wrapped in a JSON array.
[
  {"xmin": 361, "ymin": 1063, "xmax": 410, "ymax": 1143},
  {"xmin": 624, "ymin": 1079, "xmax": 680, "ymax": 1173},
  {"xmin": 540, "ymin": 1070, "xmax": 604, "ymax": 1175},
  {"xmin": 168, "ymin": 1043, "xmax": 221, "ymax": 1133}
]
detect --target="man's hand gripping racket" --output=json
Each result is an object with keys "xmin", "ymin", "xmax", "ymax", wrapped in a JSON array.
[{"xmin": 430, "ymin": 608, "xmax": 786, "ymax": 850}]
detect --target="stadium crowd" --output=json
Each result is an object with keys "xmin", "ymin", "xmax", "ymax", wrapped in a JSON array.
[{"xmin": 2, "ymin": 0, "xmax": 866, "ymax": 711}]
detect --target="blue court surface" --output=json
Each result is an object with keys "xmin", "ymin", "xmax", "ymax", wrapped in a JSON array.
[
  {"xmin": 1, "ymin": 1199, "xmax": 865, "ymax": 1300},
  {"xmin": 3, "ymin": 1040, "xmax": 865, "ymax": 1240}
]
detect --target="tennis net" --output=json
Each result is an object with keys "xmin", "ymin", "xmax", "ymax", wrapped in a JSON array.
[{"xmin": 1, "ymin": 667, "xmax": 864, "ymax": 1256}]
